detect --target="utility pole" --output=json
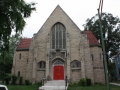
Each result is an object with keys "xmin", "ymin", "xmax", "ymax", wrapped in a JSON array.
[{"xmin": 97, "ymin": 0, "xmax": 110, "ymax": 90}]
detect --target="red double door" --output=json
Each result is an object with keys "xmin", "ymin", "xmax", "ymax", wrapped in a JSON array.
[{"xmin": 53, "ymin": 65, "xmax": 64, "ymax": 80}]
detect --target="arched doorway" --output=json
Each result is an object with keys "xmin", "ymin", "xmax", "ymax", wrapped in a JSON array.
[{"xmin": 53, "ymin": 60, "xmax": 64, "ymax": 80}]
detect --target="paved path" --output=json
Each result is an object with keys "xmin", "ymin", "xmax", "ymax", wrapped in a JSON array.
[
  {"xmin": 110, "ymin": 82, "xmax": 120, "ymax": 86},
  {"xmin": 39, "ymin": 80, "xmax": 68, "ymax": 90}
]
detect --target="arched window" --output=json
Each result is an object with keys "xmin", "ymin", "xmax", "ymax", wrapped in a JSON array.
[
  {"xmin": 19, "ymin": 53, "xmax": 21, "ymax": 60},
  {"xmin": 71, "ymin": 60, "xmax": 81, "ymax": 69},
  {"xmin": 52, "ymin": 23, "xmax": 66, "ymax": 49},
  {"xmin": 38, "ymin": 61, "xmax": 46, "ymax": 68}
]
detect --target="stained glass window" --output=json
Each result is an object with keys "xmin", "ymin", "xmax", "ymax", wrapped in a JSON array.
[{"xmin": 52, "ymin": 23, "xmax": 66, "ymax": 49}]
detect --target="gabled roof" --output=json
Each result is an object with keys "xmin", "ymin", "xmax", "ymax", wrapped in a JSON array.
[
  {"xmin": 16, "ymin": 38, "xmax": 32, "ymax": 51},
  {"xmin": 84, "ymin": 30, "xmax": 101, "ymax": 47}
]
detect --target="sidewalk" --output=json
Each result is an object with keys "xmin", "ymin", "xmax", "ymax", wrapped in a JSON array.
[{"xmin": 110, "ymin": 82, "xmax": 120, "ymax": 86}]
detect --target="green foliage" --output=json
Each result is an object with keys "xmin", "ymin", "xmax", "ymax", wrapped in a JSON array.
[
  {"xmin": 11, "ymin": 75, "xmax": 17, "ymax": 85},
  {"xmin": 86, "ymin": 78, "xmax": 92, "ymax": 86},
  {"xmin": 4, "ymin": 74, "xmax": 11, "ymax": 85},
  {"xmin": 108, "ymin": 60, "xmax": 116, "ymax": 81},
  {"xmin": 25, "ymin": 80, "xmax": 31, "ymax": 85},
  {"xmin": 0, "ymin": 0, "xmax": 36, "ymax": 52},
  {"xmin": 0, "ymin": 34, "xmax": 21, "ymax": 81},
  {"xmin": 83, "ymin": 13, "xmax": 120, "ymax": 58},
  {"xmin": 19, "ymin": 76, "xmax": 23, "ymax": 85},
  {"xmin": 79, "ymin": 78, "xmax": 86, "ymax": 86},
  {"xmin": 79, "ymin": 78, "xmax": 92, "ymax": 86}
]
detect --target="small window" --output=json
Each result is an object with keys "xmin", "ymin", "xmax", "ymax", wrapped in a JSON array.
[
  {"xmin": 38, "ymin": 61, "xmax": 46, "ymax": 69},
  {"xmin": 71, "ymin": 60, "xmax": 81, "ymax": 69},
  {"xmin": 18, "ymin": 71, "xmax": 20, "ymax": 77},
  {"xmin": 27, "ymin": 58, "xmax": 28, "ymax": 64},
  {"xmin": 19, "ymin": 53, "xmax": 21, "ymax": 60},
  {"xmin": 91, "ymin": 54, "xmax": 94, "ymax": 61}
]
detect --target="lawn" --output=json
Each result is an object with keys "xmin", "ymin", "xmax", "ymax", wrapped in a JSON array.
[
  {"xmin": 67, "ymin": 85, "xmax": 120, "ymax": 90},
  {"xmin": 6, "ymin": 84, "xmax": 120, "ymax": 90},
  {"xmin": 7, "ymin": 85, "xmax": 39, "ymax": 90}
]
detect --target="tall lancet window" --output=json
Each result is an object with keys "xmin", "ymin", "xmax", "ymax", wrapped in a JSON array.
[{"xmin": 52, "ymin": 23, "xmax": 66, "ymax": 49}]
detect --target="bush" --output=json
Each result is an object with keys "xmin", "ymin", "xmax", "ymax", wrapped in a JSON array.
[
  {"xmin": 79, "ymin": 78, "xmax": 92, "ymax": 86},
  {"xmin": 4, "ymin": 75, "xmax": 11, "ymax": 85},
  {"xmin": 19, "ymin": 77, "xmax": 23, "ymax": 85},
  {"xmin": 11, "ymin": 75, "xmax": 17, "ymax": 85},
  {"xmin": 79, "ymin": 78, "xmax": 86, "ymax": 86},
  {"xmin": 86, "ymin": 78, "xmax": 91, "ymax": 86},
  {"xmin": 25, "ymin": 80, "xmax": 31, "ymax": 85}
]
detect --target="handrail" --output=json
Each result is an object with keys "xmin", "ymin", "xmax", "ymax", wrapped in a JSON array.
[{"xmin": 41, "ymin": 78, "xmax": 47, "ymax": 86}]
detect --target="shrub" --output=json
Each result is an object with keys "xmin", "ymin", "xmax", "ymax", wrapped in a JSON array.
[
  {"xmin": 79, "ymin": 78, "xmax": 92, "ymax": 86},
  {"xmin": 19, "ymin": 76, "xmax": 23, "ymax": 85},
  {"xmin": 4, "ymin": 75, "xmax": 11, "ymax": 85},
  {"xmin": 79, "ymin": 78, "xmax": 86, "ymax": 86},
  {"xmin": 25, "ymin": 80, "xmax": 31, "ymax": 85},
  {"xmin": 11, "ymin": 75, "xmax": 17, "ymax": 85},
  {"xmin": 86, "ymin": 78, "xmax": 91, "ymax": 86}
]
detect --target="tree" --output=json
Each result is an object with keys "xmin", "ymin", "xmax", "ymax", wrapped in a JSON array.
[
  {"xmin": 108, "ymin": 60, "xmax": 116, "ymax": 81},
  {"xmin": 0, "ymin": 0, "xmax": 36, "ymax": 50},
  {"xmin": 83, "ymin": 13, "xmax": 120, "ymax": 59},
  {"xmin": 0, "ymin": 34, "xmax": 21, "ymax": 81}
]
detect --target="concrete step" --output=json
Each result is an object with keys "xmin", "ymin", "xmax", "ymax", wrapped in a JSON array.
[
  {"xmin": 44, "ymin": 80, "xmax": 65, "ymax": 86},
  {"xmin": 39, "ymin": 80, "xmax": 68, "ymax": 90}
]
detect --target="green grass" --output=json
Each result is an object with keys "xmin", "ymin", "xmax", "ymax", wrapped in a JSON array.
[
  {"xmin": 6, "ymin": 84, "xmax": 120, "ymax": 90},
  {"xmin": 7, "ymin": 85, "xmax": 39, "ymax": 90},
  {"xmin": 67, "ymin": 85, "xmax": 120, "ymax": 90}
]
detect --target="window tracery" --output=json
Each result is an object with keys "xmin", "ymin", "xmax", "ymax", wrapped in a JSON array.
[{"xmin": 52, "ymin": 23, "xmax": 66, "ymax": 49}]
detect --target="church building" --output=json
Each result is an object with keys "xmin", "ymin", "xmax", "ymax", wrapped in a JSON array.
[{"xmin": 12, "ymin": 5, "xmax": 105, "ymax": 84}]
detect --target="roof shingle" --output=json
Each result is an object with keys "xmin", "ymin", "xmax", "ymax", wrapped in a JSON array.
[
  {"xmin": 84, "ymin": 30, "xmax": 100, "ymax": 46},
  {"xmin": 17, "ymin": 38, "xmax": 32, "ymax": 50}
]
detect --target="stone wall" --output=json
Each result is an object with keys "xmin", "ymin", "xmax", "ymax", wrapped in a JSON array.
[
  {"xmin": 90, "ymin": 47, "xmax": 105, "ymax": 83},
  {"xmin": 12, "ymin": 51, "xmax": 29, "ymax": 83}
]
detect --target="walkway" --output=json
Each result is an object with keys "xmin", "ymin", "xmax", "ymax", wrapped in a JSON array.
[
  {"xmin": 39, "ymin": 80, "xmax": 68, "ymax": 90},
  {"xmin": 110, "ymin": 82, "xmax": 120, "ymax": 86}
]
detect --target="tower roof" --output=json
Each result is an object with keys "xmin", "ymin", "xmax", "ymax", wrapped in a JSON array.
[
  {"xmin": 16, "ymin": 38, "xmax": 32, "ymax": 51},
  {"xmin": 84, "ymin": 30, "xmax": 101, "ymax": 47}
]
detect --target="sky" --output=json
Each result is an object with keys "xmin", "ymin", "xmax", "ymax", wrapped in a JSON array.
[{"xmin": 22, "ymin": 0, "xmax": 120, "ymax": 38}]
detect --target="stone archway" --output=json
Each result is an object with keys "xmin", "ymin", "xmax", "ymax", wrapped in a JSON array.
[{"xmin": 53, "ymin": 60, "xmax": 64, "ymax": 80}]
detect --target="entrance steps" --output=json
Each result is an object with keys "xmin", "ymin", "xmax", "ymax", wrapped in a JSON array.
[{"xmin": 39, "ymin": 80, "xmax": 68, "ymax": 90}]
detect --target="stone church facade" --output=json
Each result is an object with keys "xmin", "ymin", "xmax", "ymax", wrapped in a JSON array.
[{"xmin": 12, "ymin": 5, "xmax": 105, "ymax": 84}]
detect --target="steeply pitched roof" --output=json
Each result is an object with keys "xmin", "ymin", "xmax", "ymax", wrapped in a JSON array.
[
  {"xmin": 16, "ymin": 38, "xmax": 32, "ymax": 51},
  {"xmin": 84, "ymin": 30, "xmax": 101, "ymax": 47}
]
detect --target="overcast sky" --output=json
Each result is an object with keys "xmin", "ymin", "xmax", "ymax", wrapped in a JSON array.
[{"xmin": 22, "ymin": 0, "xmax": 120, "ymax": 38}]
